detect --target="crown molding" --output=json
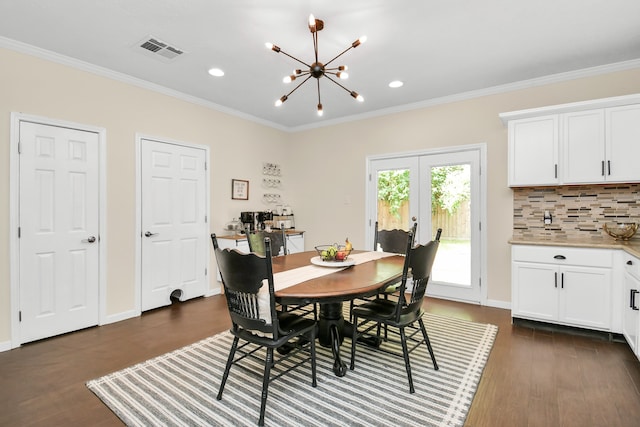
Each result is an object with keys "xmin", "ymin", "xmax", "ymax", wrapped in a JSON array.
[
  {"xmin": 0, "ymin": 36, "xmax": 289, "ymax": 132},
  {"xmin": 2, "ymin": 35, "xmax": 639, "ymax": 134}
]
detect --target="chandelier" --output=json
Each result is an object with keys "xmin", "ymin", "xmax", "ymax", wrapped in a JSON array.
[{"xmin": 266, "ymin": 14, "xmax": 366, "ymax": 117}]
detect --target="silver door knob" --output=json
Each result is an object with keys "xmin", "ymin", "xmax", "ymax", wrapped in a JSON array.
[
  {"xmin": 82, "ymin": 236, "xmax": 96, "ymax": 243},
  {"xmin": 411, "ymin": 216, "xmax": 417, "ymax": 221},
  {"xmin": 144, "ymin": 231, "xmax": 158, "ymax": 237}
]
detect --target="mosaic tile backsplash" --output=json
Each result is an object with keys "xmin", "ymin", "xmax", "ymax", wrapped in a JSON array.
[{"xmin": 513, "ymin": 184, "xmax": 640, "ymax": 241}]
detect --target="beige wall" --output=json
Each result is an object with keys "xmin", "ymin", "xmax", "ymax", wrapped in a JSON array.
[
  {"xmin": 0, "ymin": 48, "xmax": 289, "ymax": 343},
  {"xmin": 2, "ymin": 45, "xmax": 640, "ymax": 345},
  {"xmin": 286, "ymin": 69, "xmax": 640, "ymax": 305}
]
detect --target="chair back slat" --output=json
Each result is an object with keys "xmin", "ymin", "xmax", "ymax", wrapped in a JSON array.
[
  {"xmin": 247, "ymin": 229, "xmax": 287, "ymax": 256},
  {"xmin": 374, "ymin": 221, "xmax": 417, "ymax": 254},
  {"xmin": 395, "ymin": 228, "xmax": 442, "ymax": 321}
]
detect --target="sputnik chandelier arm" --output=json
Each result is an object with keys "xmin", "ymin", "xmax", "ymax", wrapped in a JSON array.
[{"xmin": 266, "ymin": 13, "xmax": 366, "ymax": 117}]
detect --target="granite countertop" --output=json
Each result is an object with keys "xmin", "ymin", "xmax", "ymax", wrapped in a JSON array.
[
  {"xmin": 217, "ymin": 230, "xmax": 304, "ymax": 240},
  {"xmin": 509, "ymin": 236, "xmax": 640, "ymax": 258}
]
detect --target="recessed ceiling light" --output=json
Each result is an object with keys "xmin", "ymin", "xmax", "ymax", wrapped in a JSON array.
[
  {"xmin": 389, "ymin": 80, "xmax": 404, "ymax": 88},
  {"xmin": 208, "ymin": 68, "xmax": 224, "ymax": 77}
]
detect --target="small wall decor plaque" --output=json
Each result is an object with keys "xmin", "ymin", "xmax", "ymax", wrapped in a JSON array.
[{"xmin": 231, "ymin": 179, "xmax": 249, "ymax": 200}]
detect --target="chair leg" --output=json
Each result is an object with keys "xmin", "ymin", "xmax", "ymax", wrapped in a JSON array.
[
  {"xmin": 399, "ymin": 327, "xmax": 415, "ymax": 394},
  {"xmin": 217, "ymin": 336, "xmax": 239, "ymax": 400},
  {"xmin": 349, "ymin": 315, "xmax": 358, "ymax": 370},
  {"xmin": 310, "ymin": 327, "xmax": 317, "ymax": 387},
  {"xmin": 418, "ymin": 318, "xmax": 439, "ymax": 371},
  {"xmin": 258, "ymin": 347, "xmax": 274, "ymax": 427}
]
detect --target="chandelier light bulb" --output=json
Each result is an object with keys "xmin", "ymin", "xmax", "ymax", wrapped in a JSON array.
[
  {"xmin": 275, "ymin": 95, "xmax": 288, "ymax": 107},
  {"xmin": 350, "ymin": 91, "xmax": 364, "ymax": 102},
  {"xmin": 317, "ymin": 103, "xmax": 323, "ymax": 116},
  {"xmin": 265, "ymin": 42, "xmax": 280, "ymax": 52},
  {"xmin": 308, "ymin": 14, "xmax": 316, "ymax": 30},
  {"xmin": 283, "ymin": 75, "xmax": 296, "ymax": 83},
  {"xmin": 338, "ymin": 65, "xmax": 348, "ymax": 71},
  {"xmin": 337, "ymin": 71, "xmax": 349, "ymax": 79}
]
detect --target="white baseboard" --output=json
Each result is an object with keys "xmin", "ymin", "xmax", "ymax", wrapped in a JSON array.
[
  {"xmin": 485, "ymin": 299, "xmax": 511, "ymax": 310},
  {"xmin": 102, "ymin": 309, "xmax": 139, "ymax": 325},
  {"xmin": 0, "ymin": 340, "xmax": 12, "ymax": 353}
]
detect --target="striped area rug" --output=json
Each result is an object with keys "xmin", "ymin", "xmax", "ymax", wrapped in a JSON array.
[{"xmin": 87, "ymin": 313, "xmax": 497, "ymax": 426}]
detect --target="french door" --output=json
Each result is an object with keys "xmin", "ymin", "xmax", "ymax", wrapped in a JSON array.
[{"xmin": 368, "ymin": 146, "xmax": 484, "ymax": 304}]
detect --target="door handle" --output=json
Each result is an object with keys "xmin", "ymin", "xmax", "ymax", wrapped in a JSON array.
[
  {"xmin": 144, "ymin": 231, "xmax": 158, "ymax": 237},
  {"xmin": 82, "ymin": 236, "xmax": 96, "ymax": 243}
]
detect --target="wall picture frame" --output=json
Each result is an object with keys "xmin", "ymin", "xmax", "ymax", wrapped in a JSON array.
[{"xmin": 231, "ymin": 179, "xmax": 249, "ymax": 200}]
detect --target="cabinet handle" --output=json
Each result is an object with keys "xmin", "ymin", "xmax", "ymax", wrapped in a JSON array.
[
  {"xmin": 627, "ymin": 260, "xmax": 633, "ymax": 266},
  {"xmin": 561, "ymin": 272, "xmax": 564, "ymax": 289},
  {"xmin": 554, "ymin": 272, "xmax": 558, "ymax": 288},
  {"xmin": 601, "ymin": 160, "xmax": 605, "ymax": 176},
  {"xmin": 607, "ymin": 160, "xmax": 611, "ymax": 176},
  {"xmin": 553, "ymin": 255, "xmax": 566, "ymax": 260},
  {"xmin": 631, "ymin": 289, "xmax": 640, "ymax": 311},
  {"xmin": 554, "ymin": 164, "xmax": 558, "ymax": 179}
]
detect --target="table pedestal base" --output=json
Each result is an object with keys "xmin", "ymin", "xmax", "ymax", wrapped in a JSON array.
[{"xmin": 318, "ymin": 302, "xmax": 348, "ymax": 377}]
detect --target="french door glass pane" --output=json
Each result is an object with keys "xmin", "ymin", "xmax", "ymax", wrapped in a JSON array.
[
  {"xmin": 430, "ymin": 164, "xmax": 471, "ymax": 286},
  {"xmin": 376, "ymin": 169, "xmax": 410, "ymax": 231}
]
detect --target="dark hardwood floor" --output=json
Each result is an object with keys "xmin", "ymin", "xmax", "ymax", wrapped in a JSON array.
[{"xmin": 1, "ymin": 295, "xmax": 639, "ymax": 426}]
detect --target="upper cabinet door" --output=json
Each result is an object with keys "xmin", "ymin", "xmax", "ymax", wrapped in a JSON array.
[
  {"xmin": 562, "ymin": 109, "xmax": 605, "ymax": 184},
  {"xmin": 606, "ymin": 104, "xmax": 640, "ymax": 183},
  {"xmin": 508, "ymin": 115, "xmax": 559, "ymax": 186}
]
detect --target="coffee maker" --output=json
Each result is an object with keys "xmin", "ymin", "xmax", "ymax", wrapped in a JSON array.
[
  {"xmin": 258, "ymin": 211, "xmax": 273, "ymax": 231},
  {"xmin": 240, "ymin": 211, "xmax": 257, "ymax": 232}
]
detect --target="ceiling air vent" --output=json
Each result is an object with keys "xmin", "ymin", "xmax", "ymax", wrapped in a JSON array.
[{"xmin": 136, "ymin": 36, "xmax": 185, "ymax": 61}]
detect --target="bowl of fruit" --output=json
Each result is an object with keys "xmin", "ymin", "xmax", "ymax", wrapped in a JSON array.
[{"xmin": 315, "ymin": 239, "xmax": 353, "ymax": 261}]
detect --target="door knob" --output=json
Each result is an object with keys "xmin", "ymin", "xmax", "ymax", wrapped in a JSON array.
[
  {"xmin": 144, "ymin": 231, "xmax": 158, "ymax": 237},
  {"xmin": 82, "ymin": 236, "xmax": 97, "ymax": 243}
]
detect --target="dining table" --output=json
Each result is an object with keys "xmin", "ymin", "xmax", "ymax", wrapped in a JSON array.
[{"xmin": 270, "ymin": 250, "xmax": 406, "ymax": 376}]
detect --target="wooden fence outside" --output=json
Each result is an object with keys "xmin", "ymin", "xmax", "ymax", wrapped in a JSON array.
[{"xmin": 378, "ymin": 200, "xmax": 470, "ymax": 240}]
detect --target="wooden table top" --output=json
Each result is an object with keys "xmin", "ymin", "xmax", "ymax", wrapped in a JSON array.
[{"xmin": 272, "ymin": 250, "xmax": 405, "ymax": 304}]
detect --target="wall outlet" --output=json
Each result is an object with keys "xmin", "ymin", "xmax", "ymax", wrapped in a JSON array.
[{"xmin": 544, "ymin": 210, "xmax": 552, "ymax": 225}]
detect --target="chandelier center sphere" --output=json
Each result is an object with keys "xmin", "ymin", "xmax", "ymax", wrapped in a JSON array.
[{"xmin": 310, "ymin": 62, "xmax": 325, "ymax": 79}]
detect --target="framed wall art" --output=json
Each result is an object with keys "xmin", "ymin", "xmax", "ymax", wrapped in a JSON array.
[{"xmin": 231, "ymin": 179, "xmax": 249, "ymax": 200}]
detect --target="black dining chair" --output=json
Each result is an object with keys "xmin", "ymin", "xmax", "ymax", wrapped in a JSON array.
[
  {"xmin": 211, "ymin": 233, "xmax": 317, "ymax": 426},
  {"xmin": 247, "ymin": 229, "xmax": 287, "ymax": 256},
  {"xmin": 349, "ymin": 221, "xmax": 418, "ymax": 321},
  {"xmin": 349, "ymin": 228, "xmax": 442, "ymax": 394},
  {"xmin": 247, "ymin": 229, "xmax": 316, "ymax": 319}
]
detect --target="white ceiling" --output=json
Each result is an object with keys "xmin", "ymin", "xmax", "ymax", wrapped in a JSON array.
[{"xmin": 1, "ymin": 0, "xmax": 639, "ymax": 131}]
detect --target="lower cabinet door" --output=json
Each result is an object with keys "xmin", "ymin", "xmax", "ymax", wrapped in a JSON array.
[
  {"xmin": 559, "ymin": 266, "xmax": 611, "ymax": 330},
  {"xmin": 512, "ymin": 262, "xmax": 558, "ymax": 322},
  {"xmin": 622, "ymin": 272, "xmax": 640, "ymax": 355},
  {"xmin": 286, "ymin": 234, "xmax": 305, "ymax": 254}
]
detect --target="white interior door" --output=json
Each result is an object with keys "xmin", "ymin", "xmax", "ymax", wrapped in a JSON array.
[
  {"xmin": 18, "ymin": 121, "xmax": 100, "ymax": 343},
  {"xmin": 140, "ymin": 139, "xmax": 208, "ymax": 311}
]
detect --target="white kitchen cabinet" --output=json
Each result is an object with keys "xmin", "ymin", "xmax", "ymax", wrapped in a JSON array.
[
  {"xmin": 512, "ymin": 245, "xmax": 613, "ymax": 330},
  {"xmin": 561, "ymin": 109, "xmax": 605, "ymax": 183},
  {"xmin": 606, "ymin": 104, "xmax": 640, "ymax": 183},
  {"xmin": 622, "ymin": 254, "xmax": 640, "ymax": 358},
  {"xmin": 508, "ymin": 115, "xmax": 559, "ymax": 186},
  {"xmin": 502, "ymin": 94, "xmax": 640, "ymax": 187}
]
